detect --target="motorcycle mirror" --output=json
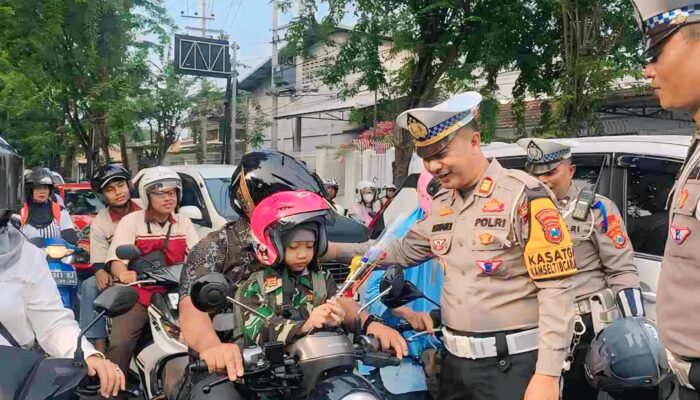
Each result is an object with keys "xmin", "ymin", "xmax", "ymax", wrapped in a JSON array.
[
  {"xmin": 116, "ymin": 244, "xmax": 142, "ymax": 261},
  {"xmin": 93, "ymin": 286, "xmax": 138, "ymax": 317},
  {"xmin": 28, "ymin": 236, "xmax": 45, "ymax": 248},
  {"xmin": 380, "ymin": 266, "xmax": 428, "ymax": 309},
  {"xmin": 190, "ymin": 273, "xmax": 233, "ymax": 313}
]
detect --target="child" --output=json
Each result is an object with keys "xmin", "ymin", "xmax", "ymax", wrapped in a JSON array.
[{"xmin": 236, "ymin": 190, "xmax": 407, "ymax": 354}]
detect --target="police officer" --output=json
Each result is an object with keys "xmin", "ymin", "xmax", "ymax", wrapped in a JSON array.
[
  {"xmin": 327, "ymin": 92, "xmax": 577, "ymax": 400},
  {"xmin": 518, "ymin": 138, "xmax": 645, "ymax": 399},
  {"xmin": 630, "ymin": 1, "xmax": 700, "ymax": 398}
]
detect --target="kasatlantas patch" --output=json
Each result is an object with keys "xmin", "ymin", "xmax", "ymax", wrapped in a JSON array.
[
  {"xmin": 535, "ymin": 208, "xmax": 564, "ymax": 244},
  {"xmin": 602, "ymin": 215, "xmax": 627, "ymax": 249},
  {"xmin": 482, "ymin": 198, "xmax": 505, "ymax": 213},
  {"xmin": 432, "ymin": 238, "xmax": 447, "ymax": 251},
  {"xmin": 670, "ymin": 224, "xmax": 691, "ymax": 245},
  {"xmin": 476, "ymin": 260, "xmax": 502, "ymax": 275}
]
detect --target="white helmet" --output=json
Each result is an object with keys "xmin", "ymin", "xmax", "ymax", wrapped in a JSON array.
[
  {"xmin": 138, "ymin": 166, "xmax": 182, "ymax": 209},
  {"xmin": 383, "ymin": 183, "xmax": 397, "ymax": 190},
  {"xmin": 356, "ymin": 180, "xmax": 376, "ymax": 193}
]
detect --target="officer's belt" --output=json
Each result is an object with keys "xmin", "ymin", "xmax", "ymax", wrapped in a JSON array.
[
  {"xmin": 442, "ymin": 327, "xmax": 538, "ymax": 359},
  {"xmin": 576, "ymin": 298, "xmax": 593, "ymax": 315}
]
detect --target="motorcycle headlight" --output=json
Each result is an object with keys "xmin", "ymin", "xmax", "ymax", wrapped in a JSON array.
[
  {"xmin": 161, "ymin": 319, "xmax": 182, "ymax": 341},
  {"xmin": 47, "ymin": 245, "xmax": 69, "ymax": 259},
  {"xmin": 61, "ymin": 255, "xmax": 75, "ymax": 264}
]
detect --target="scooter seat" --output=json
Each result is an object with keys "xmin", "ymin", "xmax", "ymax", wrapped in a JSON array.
[{"xmin": 163, "ymin": 354, "xmax": 189, "ymax": 399}]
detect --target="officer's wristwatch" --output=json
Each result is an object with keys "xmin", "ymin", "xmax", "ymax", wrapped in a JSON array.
[{"xmin": 362, "ymin": 315, "xmax": 384, "ymax": 334}]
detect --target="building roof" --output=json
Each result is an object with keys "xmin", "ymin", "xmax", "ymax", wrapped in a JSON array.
[{"xmin": 275, "ymin": 91, "xmax": 380, "ymax": 119}]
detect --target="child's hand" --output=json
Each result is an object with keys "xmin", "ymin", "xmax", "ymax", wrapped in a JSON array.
[
  {"xmin": 301, "ymin": 303, "xmax": 344, "ymax": 333},
  {"xmin": 323, "ymin": 300, "xmax": 345, "ymax": 326}
]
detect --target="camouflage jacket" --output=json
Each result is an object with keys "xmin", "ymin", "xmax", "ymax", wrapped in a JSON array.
[{"xmin": 237, "ymin": 266, "xmax": 337, "ymax": 345}]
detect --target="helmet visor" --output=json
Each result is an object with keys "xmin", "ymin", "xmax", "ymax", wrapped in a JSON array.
[{"xmin": 0, "ymin": 150, "xmax": 24, "ymax": 212}]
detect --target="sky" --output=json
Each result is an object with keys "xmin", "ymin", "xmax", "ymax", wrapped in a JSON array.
[{"xmin": 163, "ymin": 0, "xmax": 344, "ymax": 80}]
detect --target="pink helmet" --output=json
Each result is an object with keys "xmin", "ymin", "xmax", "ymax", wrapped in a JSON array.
[
  {"xmin": 417, "ymin": 168, "xmax": 436, "ymax": 214},
  {"xmin": 250, "ymin": 190, "xmax": 332, "ymax": 266}
]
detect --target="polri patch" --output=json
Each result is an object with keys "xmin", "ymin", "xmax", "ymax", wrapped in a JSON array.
[
  {"xmin": 671, "ymin": 224, "xmax": 691, "ymax": 245},
  {"xmin": 476, "ymin": 260, "xmax": 503, "ymax": 275},
  {"xmin": 474, "ymin": 217, "xmax": 507, "ymax": 228},
  {"xmin": 482, "ymin": 198, "xmax": 505, "ymax": 213},
  {"xmin": 432, "ymin": 222, "xmax": 453, "ymax": 233}
]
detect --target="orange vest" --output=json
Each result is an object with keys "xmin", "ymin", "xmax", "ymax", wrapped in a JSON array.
[{"xmin": 21, "ymin": 202, "xmax": 62, "ymax": 226}]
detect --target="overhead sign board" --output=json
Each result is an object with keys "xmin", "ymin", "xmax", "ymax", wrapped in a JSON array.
[{"xmin": 174, "ymin": 34, "xmax": 231, "ymax": 79}]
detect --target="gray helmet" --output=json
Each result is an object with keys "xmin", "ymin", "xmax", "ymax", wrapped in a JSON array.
[
  {"xmin": 24, "ymin": 167, "xmax": 55, "ymax": 198},
  {"xmin": 585, "ymin": 317, "xmax": 671, "ymax": 392},
  {"xmin": 0, "ymin": 136, "xmax": 24, "ymax": 226}
]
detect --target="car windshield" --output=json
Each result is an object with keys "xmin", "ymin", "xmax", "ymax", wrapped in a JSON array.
[
  {"xmin": 64, "ymin": 190, "xmax": 104, "ymax": 215},
  {"xmin": 204, "ymin": 178, "xmax": 239, "ymax": 221}
]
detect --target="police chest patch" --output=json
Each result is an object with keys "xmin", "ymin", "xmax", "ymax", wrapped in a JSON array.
[
  {"xmin": 670, "ymin": 224, "xmax": 691, "ymax": 245},
  {"xmin": 474, "ymin": 217, "xmax": 506, "ymax": 228},
  {"xmin": 476, "ymin": 260, "xmax": 502, "ymax": 275},
  {"xmin": 479, "ymin": 232, "xmax": 494, "ymax": 245},
  {"xmin": 678, "ymin": 188, "xmax": 689, "ymax": 209},
  {"xmin": 432, "ymin": 222, "xmax": 453, "ymax": 233},
  {"xmin": 432, "ymin": 239, "xmax": 447, "ymax": 251},
  {"xmin": 482, "ymin": 198, "xmax": 505, "ymax": 213}
]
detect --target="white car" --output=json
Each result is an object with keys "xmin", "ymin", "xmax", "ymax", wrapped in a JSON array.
[
  {"xmin": 133, "ymin": 164, "xmax": 238, "ymax": 238},
  {"xmin": 377, "ymin": 135, "xmax": 690, "ymax": 321}
]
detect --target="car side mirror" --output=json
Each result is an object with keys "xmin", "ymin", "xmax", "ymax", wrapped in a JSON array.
[
  {"xmin": 93, "ymin": 286, "xmax": 138, "ymax": 318},
  {"xmin": 179, "ymin": 205, "xmax": 203, "ymax": 221},
  {"xmin": 190, "ymin": 273, "xmax": 233, "ymax": 313},
  {"xmin": 115, "ymin": 244, "xmax": 141, "ymax": 261}
]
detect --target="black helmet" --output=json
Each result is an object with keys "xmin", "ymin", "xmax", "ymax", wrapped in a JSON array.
[
  {"xmin": 24, "ymin": 167, "xmax": 55, "ymax": 198},
  {"xmin": 585, "ymin": 317, "xmax": 671, "ymax": 392},
  {"xmin": 229, "ymin": 150, "xmax": 327, "ymax": 219},
  {"xmin": 90, "ymin": 164, "xmax": 132, "ymax": 205},
  {"xmin": 0, "ymin": 136, "xmax": 24, "ymax": 227}
]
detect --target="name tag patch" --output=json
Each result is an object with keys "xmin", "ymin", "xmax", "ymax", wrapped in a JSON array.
[
  {"xmin": 474, "ymin": 217, "xmax": 506, "ymax": 228},
  {"xmin": 432, "ymin": 222, "xmax": 453, "ymax": 233},
  {"xmin": 670, "ymin": 224, "xmax": 691, "ymax": 245},
  {"xmin": 476, "ymin": 260, "xmax": 502, "ymax": 275}
]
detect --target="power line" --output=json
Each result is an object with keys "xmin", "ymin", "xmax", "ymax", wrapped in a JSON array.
[
  {"xmin": 229, "ymin": 0, "xmax": 244, "ymax": 29},
  {"xmin": 221, "ymin": 0, "xmax": 236, "ymax": 26}
]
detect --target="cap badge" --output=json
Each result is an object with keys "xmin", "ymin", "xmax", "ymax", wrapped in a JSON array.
[
  {"xmin": 407, "ymin": 114, "xmax": 428, "ymax": 140},
  {"xmin": 527, "ymin": 141, "xmax": 544, "ymax": 162}
]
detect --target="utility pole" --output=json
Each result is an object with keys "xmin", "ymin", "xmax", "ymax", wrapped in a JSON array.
[
  {"xmin": 270, "ymin": 0, "xmax": 279, "ymax": 150},
  {"xmin": 229, "ymin": 41, "xmax": 238, "ymax": 165}
]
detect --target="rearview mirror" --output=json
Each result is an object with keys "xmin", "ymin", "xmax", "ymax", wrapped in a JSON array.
[
  {"xmin": 379, "ymin": 265, "xmax": 427, "ymax": 309},
  {"xmin": 190, "ymin": 273, "xmax": 233, "ymax": 313},
  {"xmin": 179, "ymin": 205, "xmax": 203, "ymax": 221},
  {"xmin": 116, "ymin": 245, "xmax": 141, "ymax": 261},
  {"xmin": 93, "ymin": 286, "xmax": 138, "ymax": 317}
]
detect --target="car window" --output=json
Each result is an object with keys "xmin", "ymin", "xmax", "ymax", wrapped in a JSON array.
[
  {"xmin": 620, "ymin": 155, "xmax": 681, "ymax": 257},
  {"xmin": 64, "ymin": 190, "xmax": 105, "ymax": 215},
  {"xmin": 369, "ymin": 174, "xmax": 419, "ymax": 239},
  {"xmin": 178, "ymin": 173, "xmax": 211, "ymax": 227},
  {"xmin": 204, "ymin": 178, "xmax": 239, "ymax": 221}
]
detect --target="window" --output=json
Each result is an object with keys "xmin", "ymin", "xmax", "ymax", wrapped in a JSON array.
[
  {"xmin": 620, "ymin": 155, "xmax": 681, "ymax": 257},
  {"xmin": 178, "ymin": 173, "xmax": 211, "ymax": 227},
  {"xmin": 204, "ymin": 178, "xmax": 239, "ymax": 221},
  {"xmin": 64, "ymin": 190, "xmax": 105, "ymax": 215}
]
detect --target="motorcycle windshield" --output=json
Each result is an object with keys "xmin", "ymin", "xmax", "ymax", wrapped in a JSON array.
[{"xmin": 0, "ymin": 347, "xmax": 44, "ymax": 400}]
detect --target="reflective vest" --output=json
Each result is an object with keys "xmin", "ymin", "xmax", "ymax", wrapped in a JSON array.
[{"xmin": 20, "ymin": 202, "xmax": 62, "ymax": 227}]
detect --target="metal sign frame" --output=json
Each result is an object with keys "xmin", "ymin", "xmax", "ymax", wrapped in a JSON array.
[{"xmin": 174, "ymin": 34, "xmax": 231, "ymax": 78}]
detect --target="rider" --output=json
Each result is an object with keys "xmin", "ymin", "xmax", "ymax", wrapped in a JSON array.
[
  {"xmin": 78, "ymin": 164, "xmax": 140, "ymax": 352},
  {"xmin": 348, "ymin": 180, "xmax": 381, "ymax": 226},
  {"xmin": 0, "ymin": 136, "xmax": 125, "ymax": 398},
  {"xmin": 238, "ymin": 190, "xmax": 407, "ymax": 351},
  {"xmin": 104, "ymin": 166, "xmax": 199, "ymax": 374},
  {"xmin": 361, "ymin": 168, "xmax": 443, "ymax": 400},
  {"xmin": 20, "ymin": 166, "xmax": 78, "ymax": 243},
  {"xmin": 382, "ymin": 183, "xmax": 397, "ymax": 206},
  {"xmin": 322, "ymin": 177, "xmax": 346, "ymax": 216}
]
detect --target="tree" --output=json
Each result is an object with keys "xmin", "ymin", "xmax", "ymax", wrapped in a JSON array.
[{"xmin": 283, "ymin": 0, "xmax": 572, "ymax": 181}]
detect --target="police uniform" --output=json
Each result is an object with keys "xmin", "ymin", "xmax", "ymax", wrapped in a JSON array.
[
  {"xmin": 519, "ymin": 138, "xmax": 644, "ymax": 400},
  {"xmin": 338, "ymin": 93, "xmax": 578, "ymax": 399},
  {"xmin": 629, "ymin": 1, "xmax": 700, "ymax": 397}
]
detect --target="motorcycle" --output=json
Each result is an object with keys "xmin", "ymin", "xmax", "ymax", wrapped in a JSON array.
[
  {"xmin": 28, "ymin": 236, "xmax": 83, "ymax": 311},
  {"xmin": 186, "ymin": 272, "xmax": 403, "ymax": 400},
  {"xmin": 113, "ymin": 244, "xmax": 189, "ymax": 400},
  {"xmin": 0, "ymin": 285, "xmax": 139, "ymax": 400}
]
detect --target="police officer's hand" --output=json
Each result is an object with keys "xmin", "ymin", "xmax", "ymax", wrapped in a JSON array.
[
  {"xmin": 117, "ymin": 271, "xmax": 137, "ymax": 284},
  {"xmin": 94, "ymin": 270, "xmax": 113, "ymax": 291},
  {"xmin": 524, "ymin": 374, "xmax": 559, "ymax": 400},
  {"xmin": 366, "ymin": 322, "xmax": 408, "ymax": 360},
  {"xmin": 402, "ymin": 310, "xmax": 435, "ymax": 335},
  {"xmin": 199, "ymin": 343, "xmax": 245, "ymax": 381}
]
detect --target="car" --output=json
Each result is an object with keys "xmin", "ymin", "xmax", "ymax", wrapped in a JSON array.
[
  {"xmin": 61, "ymin": 183, "xmax": 104, "ymax": 274},
  {"xmin": 374, "ymin": 135, "xmax": 691, "ymax": 321}
]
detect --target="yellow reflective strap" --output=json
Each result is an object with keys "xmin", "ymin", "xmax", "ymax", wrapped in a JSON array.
[{"xmin": 524, "ymin": 197, "xmax": 577, "ymax": 280}]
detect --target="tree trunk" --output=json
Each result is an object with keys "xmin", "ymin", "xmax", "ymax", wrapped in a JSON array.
[{"xmin": 119, "ymin": 131, "xmax": 130, "ymax": 171}]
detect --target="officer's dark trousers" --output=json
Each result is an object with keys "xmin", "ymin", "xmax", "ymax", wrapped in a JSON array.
[
  {"xmin": 680, "ymin": 386, "xmax": 700, "ymax": 400},
  {"xmin": 437, "ymin": 349, "xmax": 537, "ymax": 400}
]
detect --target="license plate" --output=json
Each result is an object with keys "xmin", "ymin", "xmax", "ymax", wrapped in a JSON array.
[
  {"xmin": 51, "ymin": 270, "xmax": 77, "ymax": 286},
  {"xmin": 168, "ymin": 293, "xmax": 180, "ymax": 309}
]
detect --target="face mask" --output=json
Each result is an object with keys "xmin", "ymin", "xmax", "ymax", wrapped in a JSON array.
[{"xmin": 362, "ymin": 193, "xmax": 374, "ymax": 203}]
